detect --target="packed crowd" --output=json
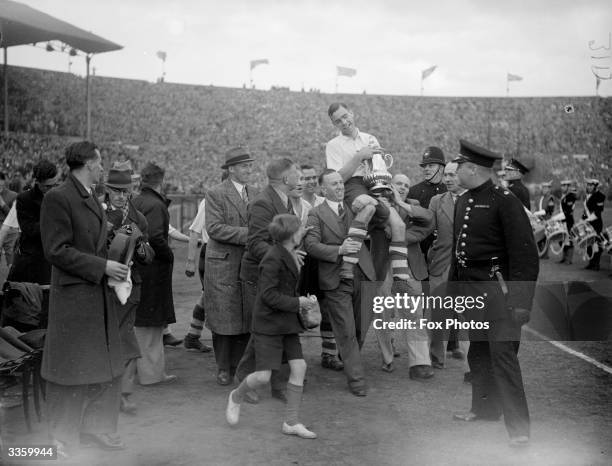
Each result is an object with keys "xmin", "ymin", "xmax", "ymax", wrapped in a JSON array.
[{"xmin": 1, "ymin": 65, "xmax": 611, "ymax": 194}]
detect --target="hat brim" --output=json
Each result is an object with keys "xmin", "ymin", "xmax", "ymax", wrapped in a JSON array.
[
  {"xmin": 419, "ymin": 160, "xmax": 445, "ymax": 167},
  {"xmin": 221, "ymin": 157, "xmax": 255, "ymax": 169},
  {"xmin": 106, "ymin": 182, "xmax": 133, "ymax": 189}
]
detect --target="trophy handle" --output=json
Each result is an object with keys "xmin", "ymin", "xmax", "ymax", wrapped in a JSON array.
[{"xmin": 383, "ymin": 153, "xmax": 393, "ymax": 169}]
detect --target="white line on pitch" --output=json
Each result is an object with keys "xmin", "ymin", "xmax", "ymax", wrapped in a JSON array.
[{"xmin": 524, "ymin": 326, "xmax": 612, "ymax": 375}]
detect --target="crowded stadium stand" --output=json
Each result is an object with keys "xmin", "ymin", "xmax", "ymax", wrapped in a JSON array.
[{"xmin": 1, "ymin": 65, "xmax": 611, "ymax": 197}]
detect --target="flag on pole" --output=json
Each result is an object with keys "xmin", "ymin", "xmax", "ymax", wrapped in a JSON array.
[
  {"xmin": 337, "ymin": 66, "xmax": 357, "ymax": 77},
  {"xmin": 596, "ymin": 75, "xmax": 601, "ymax": 93},
  {"xmin": 250, "ymin": 59, "xmax": 269, "ymax": 70},
  {"xmin": 156, "ymin": 51, "xmax": 167, "ymax": 62},
  {"xmin": 507, "ymin": 73, "xmax": 523, "ymax": 81},
  {"xmin": 422, "ymin": 65, "xmax": 437, "ymax": 80}
]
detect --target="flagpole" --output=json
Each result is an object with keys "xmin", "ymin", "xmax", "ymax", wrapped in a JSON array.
[
  {"xmin": 420, "ymin": 75, "xmax": 423, "ymax": 96},
  {"xmin": 335, "ymin": 74, "xmax": 338, "ymax": 93},
  {"xmin": 506, "ymin": 74, "xmax": 509, "ymax": 97}
]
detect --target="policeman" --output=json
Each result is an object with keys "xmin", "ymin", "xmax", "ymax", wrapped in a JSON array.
[
  {"xmin": 503, "ymin": 158, "xmax": 531, "ymax": 210},
  {"xmin": 559, "ymin": 180, "xmax": 577, "ymax": 264},
  {"xmin": 449, "ymin": 139, "xmax": 539, "ymax": 447},
  {"xmin": 582, "ymin": 178, "xmax": 606, "ymax": 270}
]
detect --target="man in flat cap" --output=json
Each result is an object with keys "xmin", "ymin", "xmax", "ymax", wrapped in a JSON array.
[
  {"xmin": 450, "ymin": 139, "xmax": 539, "ymax": 447},
  {"xmin": 503, "ymin": 158, "xmax": 531, "ymax": 210},
  {"xmin": 559, "ymin": 180, "xmax": 577, "ymax": 264},
  {"xmin": 204, "ymin": 147, "xmax": 257, "ymax": 385},
  {"xmin": 582, "ymin": 178, "xmax": 605, "ymax": 270}
]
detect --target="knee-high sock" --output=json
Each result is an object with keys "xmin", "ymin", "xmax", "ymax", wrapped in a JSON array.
[
  {"xmin": 284, "ymin": 382, "xmax": 304, "ymax": 426},
  {"xmin": 320, "ymin": 309, "xmax": 338, "ymax": 357},
  {"xmin": 187, "ymin": 302, "xmax": 205, "ymax": 338},
  {"xmin": 341, "ymin": 220, "xmax": 367, "ymax": 278},
  {"xmin": 389, "ymin": 241, "xmax": 412, "ymax": 280}
]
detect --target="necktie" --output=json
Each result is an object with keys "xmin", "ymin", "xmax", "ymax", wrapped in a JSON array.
[
  {"xmin": 241, "ymin": 186, "xmax": 248, "ymax": 203},
  {"xmin": 338, "ymin": 204, "xmax": 344, "ymax": 217},
  {"xmin": 287, "ymin": 200, "xmax": 294, "ymax": 215}
]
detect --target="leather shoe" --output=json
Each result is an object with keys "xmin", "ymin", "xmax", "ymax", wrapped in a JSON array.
[
  {"xmin": 217, "ymin": 370, "xmax": 231, "ymax": 386},
  {"xmin": 350, "ymin": 386, "xmax": 367, "ymax": 397},
  {"xmin": 282, "ymin": 422, "xmax": 317, "ymax": 439},
  {"xmin": 381, "ymin": 362, "xmax": 395, "ymax": 373},
  {"xmin": 163, "ymin": 333, "xmax": 183, "ymax": 347},
  {"xmin": 321, "ymin": 354, "xmax": 344, "ymax": 371},
  {"xmin": 271, "ymin": 388, "xmax": 287, "ymax": 403},
  {"xmin": 145, "ymin": 374, "xmax": 177, "ymax": 386},
  {"xmin": 80, "ymin": 432, "xmax": 125, "ymax": 450},
  {"xmin": 509, "ymin": 435, "xmax": 530, "ymax": 447},
  {"xmin": 452, "ymin": 349, "xmax": 465, "ymax": 360},
  {"xmin": 183, "ymin": 334, "xmax": 212, "ymax": 352},
  {"xmin": 409, "ymin": 365, "xmax": 434, "ymax": 380},
  {"xmin": 431, "ymin": 360, "xmax": 444, "ymax": 369},
  {"xmin": 226, "ymin": 389, "xmax": 240, "ymax": 426}
]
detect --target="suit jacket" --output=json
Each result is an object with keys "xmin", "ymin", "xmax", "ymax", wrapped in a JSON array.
[
  {"xmin": 252, "ymin": 244, "xmax": 302, "ymax": 335},
  {"xmin": 304, "ymin": 200, "xmax": 376, "ymax": 291},
  {"xmin": 40, "ymin": 174, "xmax": 124, "ymax": 385},
  {"xmin": 240, "ymin": 185, "xmax": 292, "ymax": 284},
  {"xmin": 132, "ymin": 186, "xmax": 175, "ymax": 326},
  {"xmin": 398, "ymin": 202, "xmax": 435, "ymax": 280},
  {"xmin": 10, "ymin": 185, "xmax": 51, "ymax": 284},
  {"xmin": 583, "ymin": 190, "xmax": 605, "ymax": 233},
  {"xmin": 427, "ymin": 192, "xmax": 456, "ymax": 277},
  {"xmin": 204, "ymin": 179, "xmax": 258, "ymax": 334}
]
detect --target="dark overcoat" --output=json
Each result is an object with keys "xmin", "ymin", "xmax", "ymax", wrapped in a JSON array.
[
  {"xmin": 106, "ymin": 200, "xmax": 155, "ymax": 361},
  {"xmin": 40, "ymin": 174, "xmax": 124, "ymax": 385},
  {"xmin": 132, "ymin": 186, "xmax": 175, "ymax": 327},
  {"xmin": 203, "ymin": 179, "xmax": 257, "ymax": 335},
  {"xmin": 9, "ymin": 185, "xmax": 52, "ymax": 284}
]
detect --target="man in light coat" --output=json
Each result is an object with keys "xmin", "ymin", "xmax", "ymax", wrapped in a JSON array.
[{"xmin": 204, "ymin": 147, "xmax": 257, "ymax": 385}]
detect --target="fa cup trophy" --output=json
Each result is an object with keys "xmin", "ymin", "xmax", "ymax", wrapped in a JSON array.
[{"xmin": 362, "ymin": 149, "xmax": 394, "ymax": 194}]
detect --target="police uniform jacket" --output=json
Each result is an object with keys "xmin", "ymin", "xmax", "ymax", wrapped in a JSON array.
[
  {"xmin": 449, "ymin": 179, "xmax": 539, "ymax": 320},
  {"xmin": 507, "ymin": 180, "xmax": 530, "ymax": 210}
]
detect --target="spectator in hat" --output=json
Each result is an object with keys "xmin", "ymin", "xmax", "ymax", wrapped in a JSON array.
[
  {"xmin": 582, "ymin": 178, "xmax": 605, "ymax": 270},
  {"xmin": 408, "ymin": 146, "xmax": 447, "ymax": 256},
  {"xmin": 559, "ymin": 180, "xmax": 577, "ymax": 264},
  {"xmin": 503, "ymin": 159, "xmax": 531, "ymax": 210},
  {"xmin": 103, "ymin": 167, "xmax": 154, "ymax": 415},
  {"xmin": 132, "ymin": 162, "xmax": 178, "ymax": 385},
  {"xmin": 204, "ymin": 147, "xmax": 258, "ymax": 385}
]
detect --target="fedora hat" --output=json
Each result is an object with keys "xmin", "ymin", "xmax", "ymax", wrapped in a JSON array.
[
  {"xmin": 221, "ymin": 147, "xmax": 255, "ymax": 169},
  {"xmin": 106, "ymin": 168, "xmax": 132, "ymax": 189}
]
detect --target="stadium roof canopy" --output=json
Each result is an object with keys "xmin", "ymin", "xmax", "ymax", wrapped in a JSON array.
[{"xmin": 0, "ymin": 0, "xmax": 123, "ymax": 137}]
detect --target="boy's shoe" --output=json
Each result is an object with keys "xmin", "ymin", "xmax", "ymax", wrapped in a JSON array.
[{"xmin": 282, "ymin": 422, "xmax": 317, "ymax": 439}]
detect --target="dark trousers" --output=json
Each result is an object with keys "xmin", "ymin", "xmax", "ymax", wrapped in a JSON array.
[
  {"xmin": 322, "ymin": 278, "xmax": 366, "ymax": 389},
  {"xmin": 212, "ymin": 332, "xmax": 250, "ymax": 375},
  {"xmin": 468, "ymin": 320, "xmax": 530, "ymax": 438},
  {"xmin": 198, "ymin": 243, "xmax": 207, "ymax": 288},
  {"xmin": 46, "ymin": 376, "xmax": 121, "ymax": 447}
]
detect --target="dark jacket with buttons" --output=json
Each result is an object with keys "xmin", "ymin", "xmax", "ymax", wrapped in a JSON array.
[
  {"xmin": 252, "ymin": 244, "xmax": 302, "ymax": 335},
  {"xmin": 449, "ymin": 179, "xmax": 539, "ymax": 319}
]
